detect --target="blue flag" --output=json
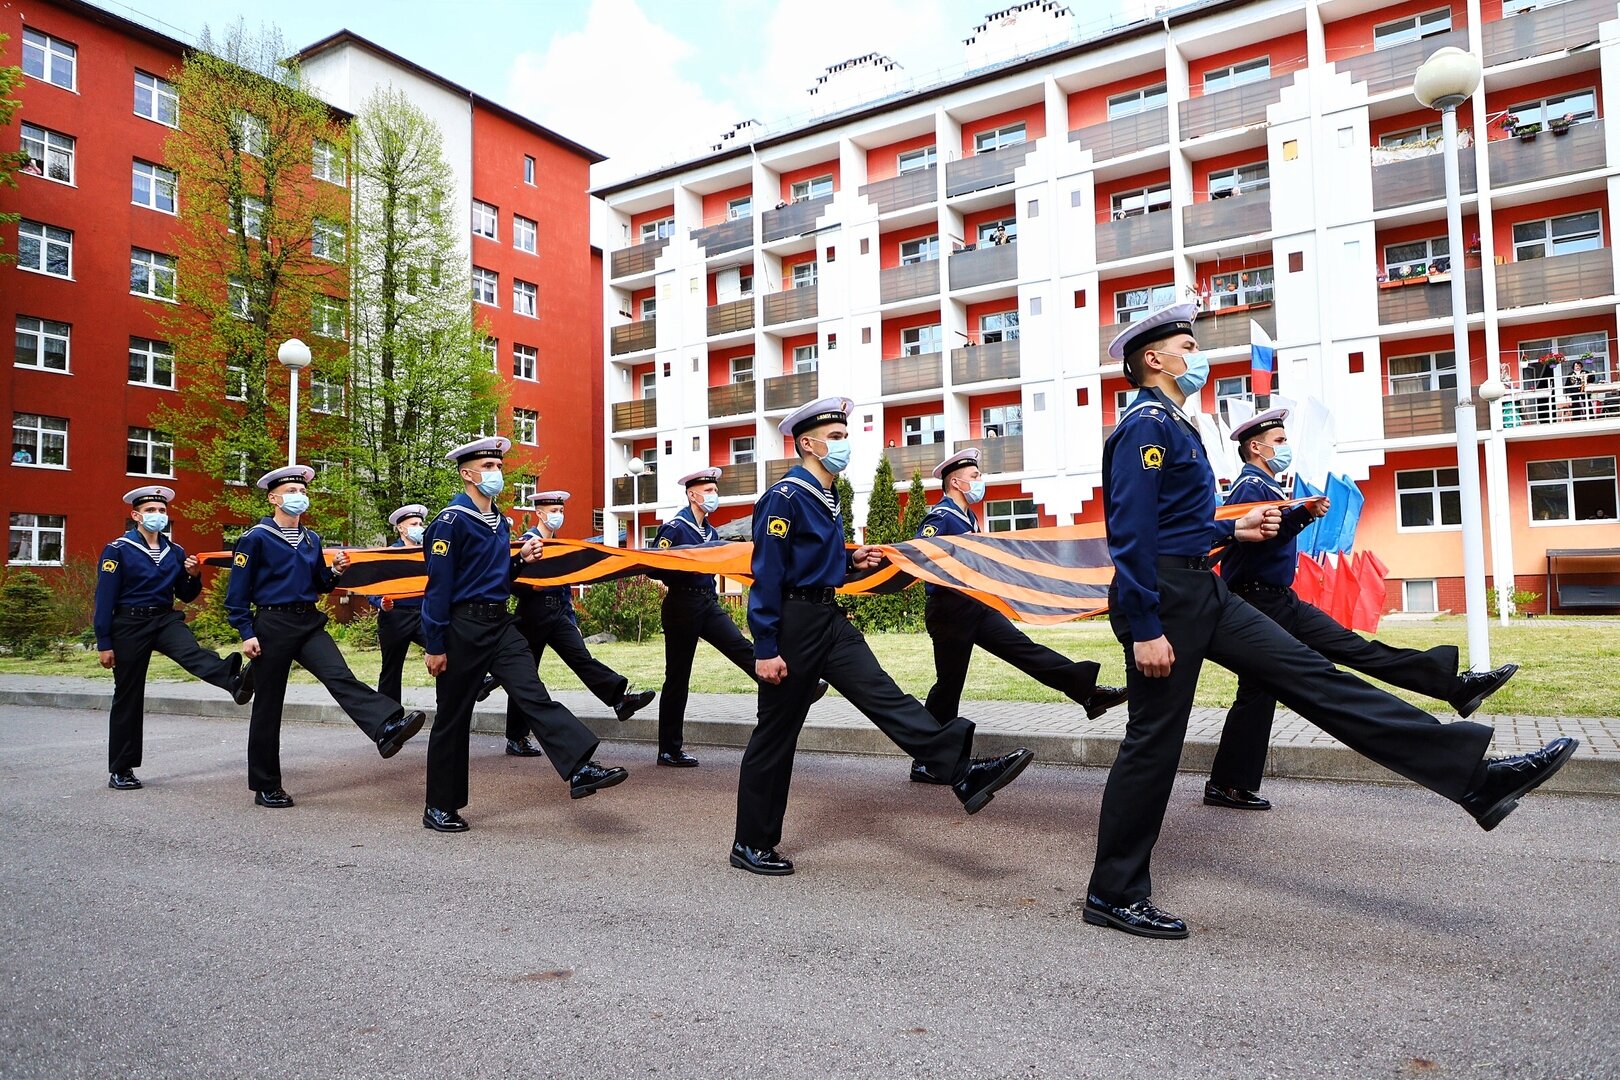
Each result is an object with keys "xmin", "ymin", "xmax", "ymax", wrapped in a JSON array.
[
  {"xmin": 1293, "ymin": 477, "xmax": 1323, "ymax": 557},
  {"xmin": 1326, "ymin": 474, "xmax": 1365, "ymax": 554}
]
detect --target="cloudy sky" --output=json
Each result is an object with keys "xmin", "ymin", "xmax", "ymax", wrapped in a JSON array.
[{"xmin": 104, "ymin": 0, "xmax": 1142, "ymax": 180}]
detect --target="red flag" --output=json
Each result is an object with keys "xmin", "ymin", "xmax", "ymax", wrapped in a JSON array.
[
  {"xmin": 1351, "ymin": 549, "xmax": 1389, "ymax": 633},
  {"xmin": 1293, "ymin": 552, "xmax": 1323, "ymax": 607},
  {"xmin": 1331, "ymin": 552, "xmax": 1359, "ymax": 628},
  {"xmin": 1316, "ymin": 554, "xmax": 1340, "ymax": 623}
]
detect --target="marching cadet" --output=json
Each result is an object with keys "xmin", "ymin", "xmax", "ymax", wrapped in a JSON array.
[
  {"xmin": 373, "ymin": 503, "xmax": 429, "ymax": 707},
  {"xmin": 1205, "ymin": 410, "xmax": 1519, "ymax": 810},
  {"xmin": 93, "ymin": 485, "xmax": 256, "ymax": 790},
  {"xmin": 420, "ymin": 438, "xmax": 628, "ymax": 833},
  {"xmin": 1087, "ymin": 304, "xmax": 1575, "ymax": 939},
  {"xmin": 731, "ymin": 396, "xmax": 1036, "ymax": 876},
  {"xmin": 909, "ymin": 448, "xmax": 1127, "ymax": 783},
  {"xmin": 226, "ymin": 466, "xmax": 427, "ymax": 809},
  {"xmin": 499, "ymin": 490, "xmax": 654, "ymax": 758}
]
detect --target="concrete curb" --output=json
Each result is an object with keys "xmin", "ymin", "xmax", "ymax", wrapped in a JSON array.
[{"xmin": 5, "ymin": 687, "xmax": 1612, "ymax": 797}]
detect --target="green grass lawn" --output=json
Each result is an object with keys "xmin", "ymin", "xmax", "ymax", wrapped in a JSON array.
[{"xmin": 4, "ymin": 617, "xmax": 1615, "ymax": 716}]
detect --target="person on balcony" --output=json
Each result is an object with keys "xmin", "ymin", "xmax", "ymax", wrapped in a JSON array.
[{"xmin": 1566, "ymin": 360, "xmax": 1593, "ymax": 420}]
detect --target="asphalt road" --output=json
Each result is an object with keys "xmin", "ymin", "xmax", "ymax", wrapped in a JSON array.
[{"xmin": 2, "ymin": 705, "xmax": 1616, "ymax": 1080}]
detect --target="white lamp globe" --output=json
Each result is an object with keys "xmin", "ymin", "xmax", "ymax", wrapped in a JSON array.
[
  {"xmin": 1414, "ymin": 47, "xmax": 1483, "ymax": 111},
  {"xmin": 626, "ymin": 456, "xmax": 646, "ymax": 476},
  {"xmin": 1479, "ymin": 378, "xmax": 1508, "ymax": 403},
  {"xmin": 277, "ymin": 338, "xmax": 313, "ymax": 370}
]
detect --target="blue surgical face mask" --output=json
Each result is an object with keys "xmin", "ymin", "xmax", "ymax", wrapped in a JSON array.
[
  {"xmin": 1171, "ymin": 350, "xmax": 1210, "ymax": 396},
  {"xmin": 141, "ymin": 512, "xmax": 169, "ymax": 533},
  {"xmin": 475, "ymin": 469, "xmax": 504, "ymax": 498},
  {"xmin": 544, "ymin": 512, "xmax": 565, "ymax": 532},
  {"xmin": 1266, "ymin": 442, "xmax": 1293, "ymax": 474},
  {"xmin": 964, "ymin": 479, "xmax": 986, "ymax": 504},
  {"xmin": 812, "ymin": 436, "xmax": 851, "ymax": 474},
  {"xmin": 406, "ymin": 525, "xmax": 424, "ymax": 543},
  {"xmin": 700, "ymin": 492, "xmax": 720, "ymax": 514},
  {"xmin": 278, "ymin": 492, "xmax": 310, "ymax": 516}
]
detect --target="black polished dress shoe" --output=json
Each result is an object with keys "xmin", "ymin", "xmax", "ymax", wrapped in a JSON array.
[
  {"xmin": 423, "ymin": 806, "xmax": 469, "ymax": 832},
  {"xmin": 1459, "ymin": 737, "xmax": 1578, "ymax": 831},
  {"xmin": 254, "ymin": 788, "xmax": 294, "ymax": 809},
  {"xmin": 909, "ymin": 761, "xmax": 949, "ymax": 784},
  {"xmin": 614, "ymin": 689, "xmax": 656, "ymax": 722},
  {"xmin": 569, "ymin": 761, "xmax": 628, "ymax": 799},
  {"xmin": 505, "ymin": 736, "xmax": 544, "ymax": 757},
  {"xmin": 657, "ymin": 750, "xmax": 700, "ymax": 767},
  {"xmin": 810, "ymin": 680, "xmax": 831, "ymax": 705},
  {"xmin": 1203, "ymin": 781, "xmax": 1271, "ymax": 810},
  {"xmin": 1082, "ymin": 894, "xmax": 1189, "ymax": 939},
  {"xmin": 953, "ymin": 746, "xmax": 1035, "ymax": 814},
  {"xmin": 476, "ymin": 675, "xmax": 499, "ymax": 702},
  {"xmin": 729, "ymin": 842, "xmax": 794, "ymax": 875},
  {"xmin": 1449, "ymin": 663, "xmax": 1520, "ymax": 719},
  {"xmin": 230, "ymin": 656, "xmax": 256, "ymax": 706},
  {"xmin": 1084, "ymin": 684, "xmax": 1129, "ymax": 719},
  {"xmin": 108, "ymin": 770, "xmax": 142, "ymax": 790},
  {"xmin": 376, "ymin": 709, "xmax": 426, "ymax": 759}
]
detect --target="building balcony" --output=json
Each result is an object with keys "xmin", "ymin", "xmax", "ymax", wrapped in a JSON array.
[
  {"xmin": 885, "ymin": 442, "xmax": 947, "ymax": 479},
  {"xmin": 610, "ymin": 236, "xmax": 668, "ymax": 279},
  {"xmin": 1371, "ymin": 148, "xmax": 1477, "ymax": 211},
  {"xmin": 1377, "ymin": 269, "xmax": 1484, "ymax": 325},
  {"xmin": 1333, "ymin": 28, "xmax": 1469, "ymax": 96},
  {"xmin": 764, "ymin": 369, "xmax": 818, "ymax": 411},
  {"xmin": 610, "ymin": 320, "xmax": 657, "ymax": 356},
  {"xmin": 1489, "ymin": 119, "xmax": 1606, "ymax": 188},
  {"xmin": 860, "ymin": 167, "xmax": 937, "ymax": 213},
  {"xmin": 1484, "ymin": 0, "xmax": 1611, "ymax": 67},
  {"xmin": 1098, "ymin": 320, "xmax": 1133, "ymax": 359},
  {"xmin": 951, "ymin": 339, "xmax": 1020, "ymax": 384},
  {"xmin": 611, "ymin": 473, "xmax": 658, "ymax": 507},
  {"xmin": 1095, "ymin": 210, "xmax": 1172, "ymax": 263},
  {"xmin": 764, "ymin": 284, "xmax": 818, "ymax": 326},
  {"xmin": 611, "ymin": 398, "xmax": 657, "ymax": 433},
  {"xmin": 762, "ymin": 195, "xmax": 832, "ymax": 242},
  {"xmin": 764, "ymin": 459, "xmax": 797, "ymax": 486},
  {"xmin": 716, "ymin": 462, "xmax": 758, "ymax": 497},
  {"xmin": 1178, "ymin": 73, "xmax": 1290, "ymax": 140},
  {"xmin": 1382, "ymin": 387, "xmax": 1489, "ymax": 439},
  {"xmin": 955, "ymin": 433, "xmax": 1023, "ymax": 473},
  {"xmin": 692, "ymin": 217, "xmax": 751, "ymax": 255},
  {"xmin": 1069, "ymin": 106, "xmax": 1168, "ymax": 161},
  {"xmin": 1496, "ymin": 248, "xmax": 1615, "ymax": 310},
  {"xmin": 708, "ymin": 380, "xmax": 755, "ymax": 419},
  {"xmin": 881, "ymin": 352, "xmax": 944, "ymax": 394},
  {"xmin": 1182, "ymin": 189, "xmax": 1271, "ymax": 247},
  {"xmin": 945, "ymin": 140, "xmax": 1035, "ymax": 198},
  {"xmin": 1195, "ymin": 304, "xmax": 1276, "ymax": 351},
  {"xmin": 879, "ymin": 260, "xmax": 940, "ymax": 303},
  {"xmin": 947, "ymin": 243, "xmax": 1018, "ymax": 289},
  {"xmin": 707, "ymin": 298, "xmax": 754, "ymax": 336}
]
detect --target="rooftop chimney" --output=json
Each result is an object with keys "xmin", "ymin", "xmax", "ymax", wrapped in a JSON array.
[{"xmin": 964, "ymin": 2, "xmax": 1075, "ymax": 69}]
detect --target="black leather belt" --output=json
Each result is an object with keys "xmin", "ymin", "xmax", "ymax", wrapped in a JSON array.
[
  {"xmin": 539, "ymin": 595, "xmax": 571, "ymax": 607},
  {"xmin": 257, "ymin": 602, "xmax": 315, "ymax": 613},
  {"xmin": 453, "ymin": 602, "xmax": 508, "ymax": 619},
  {"xmin": 672, "ymin": 585, "xmax": 716, "ymax": 595},
  {"xmin": 1157, "ymin": 555, "xmax": 1213, "ymax": 572},
  {"xmin": 116, "ymin": 605, "xmax": 172, "ymax": 617},
  {"xmin": 1232, "ymin": 581, "xmax": 1292, "ymax": 596},
  {"xmin": 785, "ymin": 587, "xmax": 837, "ymax": 604}
]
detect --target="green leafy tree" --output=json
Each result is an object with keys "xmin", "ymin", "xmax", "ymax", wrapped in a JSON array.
[
  {"xmin": 862, "ymin": 455, "xmax": 903, "ymax": 544},
  {"xmin": 834, "ymin": 474, "xmax": 856, "ymax": 543},
  {"xmin": 0, "ymin": 36, "xmax": 29, "ymax": 258},
  {"xmin": 845, "ymin": 456, "xmax": 922, "ymax": 632},
  {"xmin": 900, "ymin": 471, "xmax": 928, "ymax": 540}
]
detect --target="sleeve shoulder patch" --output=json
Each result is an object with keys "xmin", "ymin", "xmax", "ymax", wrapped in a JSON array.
[
  {"xmin": 766, "ymin": 515, "xmax": 791, "ymax": 539},
  {"xmin": 232, "ymin": 551, "xmax": 249, "ymax": 568},
  {"xmin": 657, "ymin": 537, "xmax": 672, "ymax": 549},
  {"xmin": 430, "ymin": 538, "xmax": 451, "ymax": 556},
  {"xmin": 921, "ymin": 524, "xmax": 938, "ymax": 538},
  {"xmin": 1140, "ymin": 444, "xmax": 1166, "ymax": 470},
  {"xmin": 101, "ymin": 558, "xmax": 120, "ymax": 573}
]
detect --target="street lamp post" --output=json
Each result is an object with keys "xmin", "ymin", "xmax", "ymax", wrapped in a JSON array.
[
  {"xmin": 1415, "ymin": 47, "xmax": 1490, "ymax": 670},
  {"xmin": 625, "ymin": 455, "xmax": 646, "ymax": 548},
  {"xmin": 276, "ymin": 338, "xmax": 313, "ymax": 467}
]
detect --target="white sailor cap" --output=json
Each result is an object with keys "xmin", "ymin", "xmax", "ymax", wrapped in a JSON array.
[
  {"xmin": 256, "ymin": 465, "xmax": 316, "ymax": 491},
  {"xmin": 1108, "ymin": 301, "xmax": 1200, "ymax": 374},
  {"xmin": 123, "ymin": 485, "xmax": 175, "ymax": 506},
  {"xmin": 778, "ymin": 395, "xmax": 854, "ymax": 437},
  {"xmin": 446, "ymin": 436, "xmax": 511, "ymax": 465},
  {"xmin": 388, "ymin": 503, "xmax": 429, "ymax": 526},
  {"xmin": 529, "ymin": 490, "xmax": 571, "ymax": 505},
  {"xmin": 679, "ymin": 468, "xmax": 723, "ymax": 487},
  {"xmin": 1230, "ymin": 408, "xmax": 1290, "ymax": 443},
  {"xmin": 932, "ymin": 447, "xmax": 982, "ymax": 480}
]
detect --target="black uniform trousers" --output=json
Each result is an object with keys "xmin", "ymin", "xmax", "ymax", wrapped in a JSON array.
[
  {"xmin": 660, "ymin": 587, "xmax": 756, "ymax": 753},
  {"xmin": 503, "ymin": 597, "xmax": 628, "ymax": 740},
  {"xmin": 735, "ymin": 597, "xmax": 975, "ymax": 849},
  {"xmin": 376, "ymin": 607, "xmax": 427, "ymax": 707},
  {"xmin": 427, "ymin": 606, "xmax": 600, "ymax": 811},
  {"xmin": 923, "ymin": 589, "xmax": 1102, "ymax": 724},
  {"xmin": 108, "ymin": 609, "xmax": 237, "ymax": 772},
  {"xmin": 1211, "ymin": 584, "xmax": 1461, "ymax": 791},
  {"xmin": 1090, "ymin": 564, "xmax": 1493, "ymax": 906},
  {"xmin": 247, "ymin": 608, "xmax": 403, "ymax": 792}
]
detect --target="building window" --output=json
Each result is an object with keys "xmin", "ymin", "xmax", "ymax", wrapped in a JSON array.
[
  {"xmin": 513, "ymin": 343, "xmax": 537, "ymax": 381},
  {"xmin": 900, "ymin": 324, "xmax": 942, "ymax": 356},
  {"xmin": 1395, "ymin": 467, "xmax": 1461, "ymax": 530},
  {"xmin": 133, "ymin": 70, "xmax": 179, "ymax": 125},
  {"xmin": 1528, "ymin": 456, "xmax": 1618, "ymax": 523},
  {"xmin": 513, "ymin": 279, "xmax": 538, "ymax": 317},
  {"xmin": 130, "ymin": 249, "xmax": 178, "ymax": 301},
  {"xmin": 312, "ymin": 139, "xmax": 345, "ymax": 185},
  {"xmin": 1373, "ymin": 7, "xmax": 1452, "ymax": 50},
  {"xmin": 979, "ymin": 311, "xmax": 1019, "ymax": 344},
  {"xmin": 308, "ymin": 460, "xmax": 340, "ymax": 492},
  {"xmin": 12, "ymin": 413, "xmax": 68, "ymax": 468},
  {"xmin": 1107, "ymin": 84, "xmax": 1167, "ymax": 119},
  {"xmin": 18, "ymin": 220, "xmax": 72, "ymax": 278},
  {"xmin": 1110, "ymin": 185, "xmax": 1170, "ymax": 219},
  {"xmin": 727, "ymin": 196, "xmax": 753, "ymax": 220},
  {"xmin": 1114, "ymin": 284, "xmax": 1176, "ymax": 324},
  {"xmin": 1508, "ymin": 88, "xmax": 1598, "ymax": 136},
  {"xmin": 16, "ymin": 317, "xmax": 71, "ymax": 373},
  {"xmin": 640, "ymin": 217, "xmax": 675, "ymax": 242},
  {"xmin": 513, "ymin": 215, "xmax": 537, "ymax": 253},
  {"xmin": 482, "ymin": 337, "xmax": 499, "ymax": 371},
  {"xmin": 514, "ymin": 408, "xmax": 539, "ymax": 445},
  {"xmin": 1387, "ymin": 351, "xmax": 1457, "ymax": 394},
  {"xmin": 126, "ymin": 427, "xmax": 174, "ymax": 476},
  {"xmin": 8, "ymin": 514, "xmax": 66, "ymax": 566},
  {"xmin": 1209, "ymin": 266, "xmax": 1274, "ymax": 309},
  {"xmin": 472, "ymin": 200, "xmax": 499, "ymax": 240},
  {"xmin": 510, "ymin": 476, "xmax": 538, "ymax": 505},
  {"xmin": 897, "ymin": 146, "xmax": 937, "ymax": 173},
  {"xmin": 523, "ymin": 155, "xmax": 536, "ymax": 184},
  {"xmin": 1513, "ymin": 211, "xmax": 1603, "ymax": 260},
  {"xmin": 973, "ymin": 123, "xmax": 1026, "ymax": 154},
  {"xmin": 22, "ymin": 29, "xmax": 76, "ymax": 91},
  {"xmin": 233, "ymin": 111, "xmax": 266, "ymax": 157},
  {"xmin": 1203, "ymin": 57, "xmax": 1270, "ymax": 93},
  {"xmin": 730, "ymin": 355, "xmax": 754, "ymax": 383},
  {"xmin": 225, "ymin": 362, "xmax": 248, "ymax": 402},
  {"xmin": 312, "ymin": 295, "xmax": 346, "ymax": 338},
  {"xmin": 20, "ymin": 124, "xmax": 74, "ymax": 184},
  {"xmin": 1379, "ymin": 124, "xmax": 1444, "ymax": 148},
  {"xmin": 309, "ymin": 375, "xmax": 343, "ymax": 415},
  {"xmin": 228, "ymin": 278, "xmax": 252, "ymax": 320},
  {"xmin": 791, "ymin": 175, "xmax": 834, "ymax": 202},
  {"xmin": 1518, "ymin": 333, "xmax": 1610, "ymax": 386},
  {"xmin": 311, "ymin": 218, "xmax": 345, "ymax": 261},
  {"xmin": 984, "ymin": 498, "xmax": 1037, "ymax": 532},
  {"xmin": 730, "ymin": 436, "xmax": 756, "ymax": 464},
  {"xmin": 1384, "ymin": 237, "xmax": 1448, "ymax": 278},
  {"xmin": 793, "ymin": 344, "xmax": 819, "ymax": 373},
  {"xmin": 982, "ymin": 404, "xmax": 1022, "ymax": 437},
  {"xmin": 132, "ymin": 160, "xmax": 178, "ymax": 213},
  {"xmin": 976, "ymin": 217, "xmax": 1017, "ymax": 245},
  {"xmin": 1402, "ymin": 579, "xmax": 1438, "ymax": 613},
  {"xmin": 639, "ymin": 371, "xmax": 657, "ymax": 399},
  {"xmin": 234, "ymin": 196, "xmax": 266, "ymax": 240},
  {"xmin": 791, "ymin": 262, "xmax": 819, "ymax": 288},
  {"xmin": 223, "ymin": 451, "xmax": 251, "ymax": 487},
  {"xmin": 899, "ymin": 236, "xmax": 939, "ymax": 264},
  {"xmin": 640, "ymin": 297, "xmax": 658, "ymax": 320},
  {"xmin": 128, "ymin": 337, "xmax": 175, "ymax": 389},
  {"xmin": 1215, "ymin": 375, "xmax": 1255, "ymax": 424},
  {"xmin": 473, "ymin": 268, "xmax": 499, "ymax": 306},
  {"xmin": 1209, "ymin": 162, "xmax": 1270, "ymax": 198},
  {"xmin": 902, "ymin": 413, "xmax": 945, "ymax": 446}
]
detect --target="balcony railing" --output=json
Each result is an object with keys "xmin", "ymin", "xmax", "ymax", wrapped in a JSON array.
[
  {"xmin": 611, "ymin": 236, "xmax": 668, "ymax": 279},
  {"xmin": 610, "ymin": 320, "xmax": 657, "ymax": 356},
  {"xmin": 707, "ymin": 298, "xmax": 754, "ymax": 336},
  {"xmin": 860, "ymin": 168, "xmax": 937, "ymax": 214},
  {"xmin": 764, "ymin": 369, "xmax": 818, "ymax": 411},
  {"xmin": 880, "ymin": 352, "xmax": 944, "ymax": 394},
  {"xmin": 692, "ymin": 217, "xmax": 751, "ymax": 255},
  {"xmin": 1098, "ymin": 321, "xmax": 1133, "ymax": 360},
  {"xmin": 947, "ymin": 243, "xmax": 1018, "ymax": 289},
  {"xmin": 1183, "ymin": 190, "xmax": 1271, "ymax": 247},
  {"xmin": 764, "ymin": 284, "xmax": 818, "ymax": 326},
  {"xmin": 764, "ymin": 459, "xmax": 797, "ymax": 486},
  {"xmin": 879, "ymin": 260, "xmax": 940, "ymax": 303},
  {"xmin": 611, "ymin": 473, "xmax": 658, "ymax": 507},
  {"xmin": 1489, "ymin": 119, "xmax": 1607, "ymax": 188},
  {"xmin": 955, "ymin": 433, "xmax": 1024, "ymax": 473},
  {"xmin": 1382, "ymin": 388, "xmax": 1489, "ymax": 439},
  {"xmin": 951, "ymin": 339, "xmax": 1021, "ymax": 384},
  {"xmin": 708, "ymin": 380, "xmax": 755, "ymax": 418},
  {"xmin": 1496, "ymin": 248, "xmax": 1615, "ymax": 310},
  {"xmin": 1096, "ymin": 211, "xmax": 1173, "ymax": 263},
  {"xmin": 1333, "ymin": 28, "xmax": 1469, "ymax": 96},
  {"xmin": 1377, "ymin": 268, "xmax": 1485, "ymax": 324},
  {"xmin": 885, "ymin": 442, "xmax": 946, "ymax": 479},
  {"xmin": 945, "ymin": 140, "xmax": 1035, "ymax": 198},
  {"xmin": 1070, "ymin": 106, "xmax": 1168, "ymax": 161},
  {"xmin": 1484, "ymin": 0, "xmax": 1611, "ymax": 67},
  {"xmin": 1196, "ymin": 304, "xmax": 1276, "ymax": 351},
  {"xmin": 716, "ymin": 462, "xmax": 758, "ymax": 497},
  {"xmin": 1179, "ymin": 73, "xmax": 1290, "ymax": 140},
  {"xmin": 1371, "ymin": 148, "xmax": 1477, "ymax": 211},
  {"xmin": 762, "ymin": 195, "xmax": 832, "ymax": 242},
  {"xmin": 611, "ymin": 398, "xmax": 657, "ymax": 433}
]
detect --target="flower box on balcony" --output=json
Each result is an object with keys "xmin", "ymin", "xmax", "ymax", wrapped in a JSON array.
[{"xmin": 1516, "ymin": 123, "xmax": 1542, "ymax": 141}]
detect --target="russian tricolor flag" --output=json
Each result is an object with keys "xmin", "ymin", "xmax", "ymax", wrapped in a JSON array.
[{"xmin": 1250, "ymin": 320, "xmax": 1275, "ymax": 398}]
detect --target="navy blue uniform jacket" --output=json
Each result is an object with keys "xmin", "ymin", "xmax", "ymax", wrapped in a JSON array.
[
  {"xmin": 915, "ymin": 498, "xmax": 977, "ymax": 596},
  {"xmin": 748, "ymin": 465, "xmax": 847, "ymax": 660},
  {"xmin": 225, "ymin": 518, "xmax": 339, "ymax": 641},
  {"xmin": 1218, "ymin": 463, "xmax": 1317, "ymax": 588},
  {"xmin": 651, "ymin": 507, "xmax": 721, "ymax": 593},
  {"xmin": 92, "ymin": 531, "xmax": 202, "ymax": 650},
  {"xmin": 421, "ymin": 494, "xmax": 517, "ymax": 655}
]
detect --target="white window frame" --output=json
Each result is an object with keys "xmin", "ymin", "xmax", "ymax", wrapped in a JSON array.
[
  {"xmin": 12, "ymin": 413, "xmax": 68, "ymax": 468},
  {"xmin": 1110, "ymin": 184, "xmax": 1170, "ymax": 219},
  {"xmin": 511, "ymin": 477, "xmax": 538, "ymax": 506},
  {"xmin": 308, "ymin": 374, "xmax": 343, "ymax": 415},
  {"xmin": 981, "ymin": 404, "xmax": 1022, "ymax": 437},
  {"xmin": 224, "ymin": 452, "xmax": 251, "ymax": 487},
  {"xmin": 472, "ymin": 200, "xmax": 499, "ymax": 240},
  {"xmin": 640, "ymin": 297, "xmax": 658, "ymax": 320},
  {"xmin": 513, "ymin": 215, "xmax": 537, "ymax": 254},
  {"xmin": 902, "ymin": 413, "xmax": 945, "ymax": 446},
  {"xmin": 132, "ymin": 160, "xmax": 177, "ymax": 214},
  {"xmin": 523, "ymin": 155, "xmax": 536, "ymax": 185},
  {"xmin": 128, "ymin": 337, "xmax": 174, "ymax": 389},
  {"xmin": 792, "ymin": 344, "xmax": 819, "ymax": 373},
  {"xmin": 1518, "ymin": 333, "xmax": 1611, "ymax": 386},
  {"xmin": 791, "ymin": 262, "xmax": 819, "ymax": 288},
  {"xmin": 897, "ymin": 146, "xmax": 937, "ymax": 173},
  {"xmin": 727, "ymin": 196, "xmax": 753, "ymax": 220},
  {"xmin": 973, "ymin": 123, "xmax": 1027, "ymax": 154},
  {"xmin": 1508, "ymin": 87, "xmax": 1599, "ymax": 134},
  {"xmin": 134, "ymin": 70, "xmax": 178, "ymax": 126},
  {"xmin": 1395, "ymin": 467, "xmax": 1462, "ymax": 531},
  {"xmin": 640, "ymin": 217, "xmax": 675, "ymax": 242},
  {"xmin": 312, "ymin": 139, "xmax": 345, "ymax": 185},
  {"xmin": 1527, "ymin": 456, "xmax": 1619, "ymax": 525},
  {"xmin": 312, "ymin": 218, "xmax": 344, "ymax": 261},
  {"xmin": 899, "ymin": 236, "xmax": 939, "ymax": 265},
  {"xmin": 232, "ymin": 111, "xmax": 267, "ymax": 157},
  {"xmin": 1115, "ymin": 284, "xmax": 1176, "ymax": 323},
  {"xmin": 900, "ymin": 324, "xmax": 942, "ymax": 356},
  {"xmin": 130, "ymin": 248, "xmax": 177, "ymax": 301},
  {"xmin": 730, "ymin": 355, "xmax": 754, "ymax": 383},
  {"xmin": 225, "ymin": 362, "xmax": 248, "ymax": 402},
  {"xmin": 1203, "ymin": 57, "xmax": 1270, "ymax": 93},
  {"xmin": 20, "ymin": 123, "xmax": 74, "ymax": 184},
  {"xmin": 1402, "ymin": 579, "xmax": 1439, "ymax": 613},
  {"xmin": 22, "ymin": 29, "xmax": 76, "ymax": 91},
  {"xmin": 16, "ymin": 317, "xmax": 71, "ymax": 374},
  {"xmin": 473, "ymin": 268, "xmax": 499, "ymax": 306},
  {"xmin": 514, "ymin": 408, "xmax": 539, "ymax": 445},
  {"xmin": 1384, "ymin": 237, "xmax": 1449, "ymax": 278},
  {"xmin": 976, "ymin": 218, "xmax": 1018, "ymax": 245},
  {"xmin": 790, "ymin": 175, "xmax": 834, "ymax": 202},
  {"xmin": 979, "ymin": 311, "xmax": 1019, "ymax": 344},
  {"xmin": 18, "ymin": 220, "xmax": 73, "ymax": 279},
  {"xmin": 1209, "ymin": 162, "xmax": 1270, "ymax": 198},
  {"xmin": 640, "ymin": 372, "xmax": 657, "ymax": 399},
  {"xmin": 1388, "ymin": 351, "xmax": 1457, "ymax": 394},
  {"xmin": 513, "ymin": 343, "xmax": 538, "ymax": 381},
  {"xmin": 1513, "ymin": 210, "xmax": 1603, "ymax": 261},
  {"xmin": 1373, "ymin": 8, "xmax": 1452, "ymax": 51},
  {"xmin": 1209, "ymin": 266, "xmax": 1275, "ymax": 309},
  {"xmin": 311, "ymin": 295, "xmax": 347, "ymax": 339},
  {"xmin": 730, "ymin": 436, "xmax": 756, "ymax": 464},
  {"xmin": 234, "ymin": 196, "xmax": 266, "ymax": 240},
  {"xmin": 984, "ymin": 498, "xmax": 1038, "ymax": 533},
  {"xmin": 228, "ymin": 278, "xmax": 252, "ymax": 321},
  {"xmin": 7, "ymin": 513, "xmax": 66, "ymax": 566},
  {"xmin": 1107, "ymin": 84, "xmax": 1167, "ymax": 120},
  {"xmin": 513, "ymin": 279, "xmax": 538, "ymax": 318},
  {"xmin": 1379, "ymin": 123, "xmax": 1444, "ymax": 148},
  {"xmin": 482, "ymin": 337, "xmax": 499, "ymax": 372}
]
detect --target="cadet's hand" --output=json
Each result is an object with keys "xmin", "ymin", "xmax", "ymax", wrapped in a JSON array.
[
  {"xmin": 380, "ymin": 596, "xmax": 395, "ymax": 612},
  {"xmin": 1308, "ymin": 496, "xmax": 1332, "ymax": 519},
  {"xmin": 99, "ymin": 649, "xmax": 115, "ymax": 669},
  {"xmin": 520, "ymin": 536, "xmax": 544, "ymax": 562},
  {"xmin": 242, "ymin": 637, "xmax": 262, "ymax": 659},
  {"xmin": 425, "ymin": 653, "xmax": 448, "ymax": 677},
  {"xmin": 1234, "ymin": 506, "xmax": 1282, "ymax": 543},
  {"xmin": 851, "ymin": 546, "xmax": 882, "ymax": 570},
  {"xmin": 331, "ymin": 550, "xmax": 350, "ymax": 573},
  {"xmin": 184, "ymin": 555, "xmax": 201, "ymax": 576},
  {"xmin": 1133, "ymin": 636, "xmax": 1175, "ymax": 678},
  {"xmin": 756, "ymin": 656, "xmax": 788, "ymax": 684}
]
